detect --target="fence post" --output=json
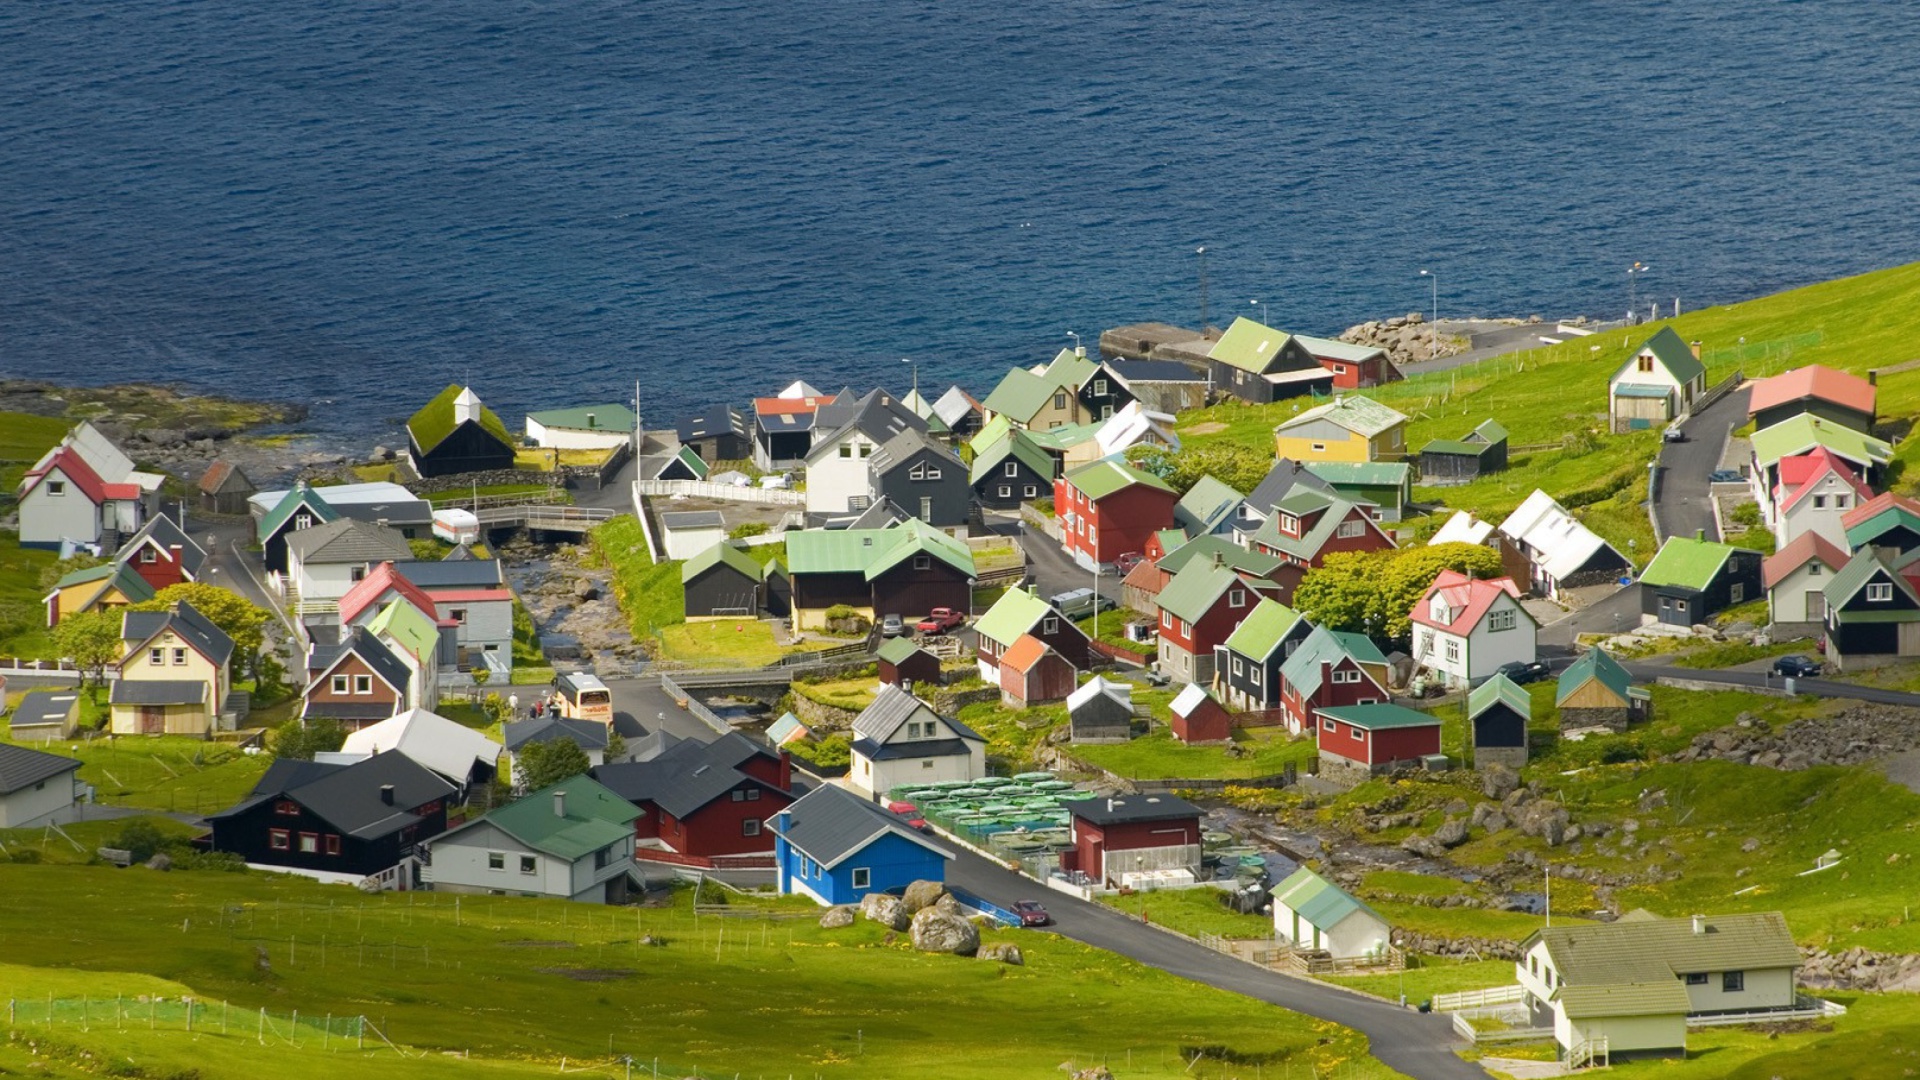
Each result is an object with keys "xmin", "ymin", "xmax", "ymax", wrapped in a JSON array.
[
  {"xmin": 324, "ymin": 1014, "xmax": 331, "ymax": 1050},
  {"xmin": 259, "ymin": 1006, "xmax": 265, "ymax": 1044},
  {"xmin": 358, "ymin": 1016, "xmax": 365, "ymax": 1050},
  {"xmin": 185, "ymin": 999, "xmax": 192, "ymax": 1032}
]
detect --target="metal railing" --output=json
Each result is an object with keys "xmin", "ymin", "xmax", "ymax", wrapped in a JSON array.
[
  {"xmin": 1686, "ymin": 995, "xmax": 1847, "ymax": 1027},
  {"xmin": 657, "ymin": 673, "xmax": 734, "ymax": 736}
]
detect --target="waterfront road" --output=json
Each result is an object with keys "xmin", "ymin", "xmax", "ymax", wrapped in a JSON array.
[
  {"xmin": 945, "ymin": 849, "xmax": 1489, "ymax": 1080},
  {"xmin": 1653, "ymin": 385, "xmax": 1751, "ymax": 543}
]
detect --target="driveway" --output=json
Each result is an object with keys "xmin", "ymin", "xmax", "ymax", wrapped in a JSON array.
[
  {"xmin": 1536, "ymin": 584, "xmax": 1642, "ymax": 648},
  {"xmin": 1653, "ymin": 386, "xmax": 1751, "ymax": 542},
  {"xmin": 945, "ymin": 850, "xmax": 1489, "ymax": 1080}
]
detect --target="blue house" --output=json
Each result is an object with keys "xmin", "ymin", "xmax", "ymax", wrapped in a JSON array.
[{"xmin": 771, "ymin": 783, "xmax": 953, "ymax": 906}]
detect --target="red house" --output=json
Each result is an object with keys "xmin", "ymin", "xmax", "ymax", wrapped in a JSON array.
[
  {"xmin": 1169, "ymin": 683, "xmax": 1232, "ymax": 745},
  {"xmin": 1059, "ymin": 793, "xmax": 1204, "ymax": 889},
  {"xmin": 114, "ymin": 514, "xmax": 207, "ymax": 593},
  {"xmin": 338, "ymin": 561, "xmax": 445, "ymax": 628},
  {"xmin": 1314, "ymin": 703, "xmax": 1442, "ymax": 788},
  {"xmin": 1055, "ymin": 459, "xmax": 1179, "ymax": 568},
  {"xmin": 1277, "ymin": 625, "xmax": 1390, "ymax": 735},
  {"xmin": 1154, "ymin": 559, "xmax": 1283, "ymax": 684},
  {"xmin": 998, "ymin": 633, "xmax": 1077, "ymax": 706},
  {"xmin": 592, "ymin": 733, "xmax": 794, "ymax": 860},
  {"xmin": 1248, "ymin": 491, "xmax": 1395, "ymax": 576},
  {"xmin": 1298, "ymin": 336, "xmax": 1403, "ymax": 390}
]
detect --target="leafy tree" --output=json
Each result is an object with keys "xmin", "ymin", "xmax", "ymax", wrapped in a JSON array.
[
  {"xmin": 515, "ymin": 738, "xmax": 593, "ymax": 791},
  {"xmin": 53, "ymin": 609, "xmax": 124, "ymax": 688},
  {"xmin": 1293, "ymin": 542, "xmax": 1506, "ymax": 645},
  {"xmin": 605, "ymin": 730, "xmax": 627, "ymax": 759},
  {"xmin": 112, "ymin": 820, "xmax": 168, "ymax": 863},
  {"xmin": 1125, "ymin": 442, "xmax": 1272, "ymax": 496},
  {"xmin": 132, "ymin": 583, "xmax": 270, "ymax": 678},
  {"xmin": 272, "ymin": 717, "xmax": 345, "ymax": 761}
]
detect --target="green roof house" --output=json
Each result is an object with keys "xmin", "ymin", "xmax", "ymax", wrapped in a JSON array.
[
  {"xmin": 369, "ymin": 597, "xmax": 446, "ymax": 709},
  {"xmin": 525, "ymin": 404, "xmax": 636, "ymax": 451},
  {"xmin": 1823, "ymin": 548, "xmax": 1920, "ymax": 667},
  {"xmin": 1303, "ymin": 460, "xmax": 1412, "ymax": 522},
  {"xmin": 1207, "ymin": 317, "xmax": 1331, "ymax": 404},
  {"xmin": 968, "ymin": 428, "xmax": 1056, "ymax": 510},
  {"xmin": 1556, "ymin": 647, "xmax": 1647, "ymax": 733},
  {"xmin": 971, "ymin": 584, "xmax": 1092, "ymax": 674},
  {"xmin": 1751, "ymin": 414, "xmax": 1893, "ymax": 497},
  {"xmin": 981, "ymin": 349, "xmax": 1102, "ymax": 431},
  {"xmin": 1640, "ymin": 535, "xmax": 1764, "ymax": 627},
  {"xmin": 1153, "ymin": 560, "xmax": 1279, "ymax": 684},
  {"xmin": 1467, "ymin": 673, "xmax": 1531, "ymax": 768},
  {"xmin": 1609, "ymin": 327, "xmax": 1708, "ymax": 433},
  {"xmin": 681, "ymin": 542, "xmax": 763, "ymax": 619},
  {"xmin": 1173, "ymin": 475, "xmax": 1247, "ymax": 538},
  {"xmin": 1418, "ymin": 419, "xmax": 1509, "ymax": 486},
  {"xmin": 407, "ymin": 385, "xmax": 517, "ymax": 479},
  {"xmin": 781, "ymin": 521, "xmax": 976, "ymax": 632},
  {"xmin": 1215, "ymin": 597, "xmax": 1310, "ymax": 712},
  {"xmin": 44, "ymin": 561, "xmax": 156, "ymax": 629},
  {"xmin": 426, "ymin": 775, "xmax": 642, "ymax": 903},
  {"xmin": 1271, "ymin": 866, "xmax": 1392, "ymax": 959}
]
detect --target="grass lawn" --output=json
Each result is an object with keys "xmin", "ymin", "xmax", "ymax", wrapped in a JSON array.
[
  {"xmin": 589, "ymin": 515, "xmax": 684, "ymax": 637},
  {"xmin": 655, "ymin": 619, "xmax": 829, "ymax": 666},
  {"xmin": 0, "ymin": 531, "xmax": 61, "ymax": 658},
  {"xmin": 425, "ymin": 483, "xmax": 568, "ymax": 507},
  {"xmin": 1073, "ymin": 725, "xmax": 1316, "ymax": 781},
  {"xmin": 0, "ymin": 863, "xmax": 1392, "ymax": 1080},
  {"xmin": 44, "ymin": 730, "xmax": 272, "ymax": 817},
  {"xmin": 1099, "ymin": 886, "xmax": 1276, "ymax": 940},
  {"xmin": 513, "ymin": 446, "xmax": 615, "ymax": 471},
  {"xmin": 1327, "ymin": 957, "xmax": 1517, "ymax": 1005},
  {"xmin": 792, "ymin": 671, "xmax": 880, "ymax": 711},
  {"xmin": 0, "ymin": 410, "xmax": 69, "ymax": 495},
  {"xmin": 1076, "ymin": 611, "xmax": 1154, "ymax": 654}
]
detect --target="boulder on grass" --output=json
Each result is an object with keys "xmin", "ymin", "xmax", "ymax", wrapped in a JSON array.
[
  {"xmin": 909, "ymin": 908, "xmax": 980, "ymax": 955},
  {"xmin": 860, "ymin": 892, "xmax": 909, "ymax": 931},
  {"xmin": 819, "ymin": 905, "xmax": 856, "ymax": 929},
  {"xmin": 977, "ymin": 941, "xmax": 1024, "ymax": 965},
  {"xmin": 901, "ymin": 879, "xmax": 949, "ymax": 914}
]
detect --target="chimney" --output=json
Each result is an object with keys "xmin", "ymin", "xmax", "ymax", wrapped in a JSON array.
[
  {"xmin": 1075, "ymin": 344, "xmax": 1087, "ymax": 358},
  {"xmin": 1106, "ymin": 798, "xmax": 1115, "ymax": 812},
  {"xmin": 1212, "ymin": 550, "xmax": 1225, "ymax": 569},
  {"xmin": 554, "ymin": 791, "xmax": 568, "ymax": 818},
  {"xmin": 1695, "ymin": 528, "xmax": 1705, "ymax": 541},
  {"xmin": 1870, "ymin": 370, "xmax": 1879, "ymax": 386},
  {"xmin": 169, "ymin": 543, "xmax": 182, "ymax": 563},
  {"xmin": 777, "ymin": 749, "xmax": 792, "ymax": 791},
  {"xmin": 1691, "ymin": 914, "xmax": 1705, "ymax": 935},
  {"xmin": 379, "ymin": 785, "xmax": 394, "ymax": 806},
  {"xmin": 1689, "ymin": 340, "xmax": 1702, "ymax": 360},
  {"xmin": 586, "ymin": 412, "xmax": 597, "ymax": 428}
]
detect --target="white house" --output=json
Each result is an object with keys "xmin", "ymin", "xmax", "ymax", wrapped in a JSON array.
[
  {"xmin": 801, "ymin": 390, "xmax": 923, "ymax": 518},
  {"xmin": 847, "ymin": 684, "xmax": 986, "ymax": 801},
  {"xmin": 659, "ymin": 510, "xmax": 728, "ymax": 562},
  {"xmin": 1407, "ymin": 571, "xmax": 1537, "ymax": 689},
  {"xmin": 1517, "ymin": 910, "xmax": 1805, "ymax": 1061},
  {"xmin": 1763, "ymin": 532, "xmax": 1847, "ymax": 630},
  {"xmin": 334, "ymin": 707, "xmax": 504, "ymax": 795},
  {"xmin": 282, "ymin": 518, "xmax": 413, "ymax": 613},
  {"xmin": 425, "ymin": 777, "xmax": 640, "ymax": 903},
  {"xmin": 524, "ymin": 404, "xmax": 636, "ymax": 451},
  {"xmin": 0, "ymin": 744, "xmax": 86, "ymax": 827},
  {"xmin": 1608, "ymin": 327, "xmax": 1707, "ymax": 433},
  {"xmin": 1271, "ymin": 866, "xmax": 1392, "ymax": 960},
  {"xmin": 14, "ymin": 444, "xmax": 144, "ymax": 551},
  {"xmin": 1769, "ymin": 447, "xmax": 1870, "ymax": 549},
  {"xmin": 1091, "ymin": 400, "xmax": 1180, "ymax": 459},
  {"xmin": 1497, "ymin": 490, "xmax": 1633, "ymax": 600}
]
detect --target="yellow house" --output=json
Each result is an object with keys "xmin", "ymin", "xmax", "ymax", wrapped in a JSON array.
[
  {"xmin": 1273, "ymin": 395, "xmax": 1408, "ymax": 463},
  {"xmin": 981, "ymin": 349, "xmax": 1101, "ymax": 431},
  {"xmin": 43, "ymin": 563, "xmax": 156, "ymax": 628},
  {"xmin": 109, "ymin": 601, "xmax": 236, "ymax": 737}
]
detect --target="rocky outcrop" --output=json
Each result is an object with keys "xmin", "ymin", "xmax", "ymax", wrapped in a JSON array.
[
  {"xmin": 1668, "ymin": 706, "xmax": 1920, "ymax": 770},
  {"xmin": 1391, "ymin": 930, "xmax": 1523, "ymax": 962},
  {"xmin": 860, "ymin": 892, "xmax": 909, "ymax": 931},
  {"xmin": 908, "ymin": 908, "xmax": 980, "ymax": 955},
  {"xmin": 819, "ymin": 905, "xmax": 856, "ymax": 929},
  {"xmin": 1338, "ymin": 314, "xmax": 1462, "ymax": 366},
  {"xmin": 977, "ymin": 942, "xmax": 1024, "ymax": 965},
  {"xmin": 1800, "ymin": 946, "xmax": 1920, "ymax": 992}
]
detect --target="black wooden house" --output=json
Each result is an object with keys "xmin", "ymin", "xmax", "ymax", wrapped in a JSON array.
[
  {"xmin": 406, "ymin": 385, "xmax": 517, "ymax": 479},
  {"xmin": 205, "ymin": 752, "xmax": 455, "ymax": 885},
  {"xmin": 1467, "ymin": 674, "xmax": 1530, "ymax": 769}
]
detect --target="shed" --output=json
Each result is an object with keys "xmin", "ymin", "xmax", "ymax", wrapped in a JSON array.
[
  {"xmin": 1556, "ymin": 648, "xmax": 1648, "ymax": 732},
  {"xmin": 1060, "ymin": 793, "xmax": 1203, "ymax": 889},
  {"xmin": 0, "ymin": 743, "xmax": 84, "ymax": 827},
  {"xmin": 998, "ymin": 633, "xmax": 1077, "ymax": 707},
  {"xmin": 524, "ymin": 404, "xmax": 636, "ymax": 451},
  {"xmin": 1314, "ymin": 703, "xmax": 1442, "ymax": 788},
  {"xmin": 1468, "ymin": 673, "xmax": 1531, "ymax": 769},
  {"xmin": 1169, "ymin": 683, "xmax": 1232, "ymax": 745},
  {"xmin": 766, "ymin": 712, "xmax": 810, "ymax": 748},
  {"xmin": 197, "ymin": 459, "xmax": 256, "ymax": 515},
  {"xmin": 681, "ymin": 542, "xmax": 763, "ymax": 619},
  {"xmin": 659, "ymin": 510, "xmax": 728, "ymax": 562},
  {"xmin": 1271, "ymin": 866, "xmax": 1392, "ymax": 960},
  {"xmin": 1418, "ymin": 419, "xmax": 1509, "ymax": 485},
  {"xmin": 1067, "ymin": 675, "xmax": 1134, "ymax": 744},
  {"xmin": 6, "ymin": 691, "xmax": 80, "ymax": 743},
  {"xmin": 875, "ymin": 636, "xmax": 942, "ymax": 689}
]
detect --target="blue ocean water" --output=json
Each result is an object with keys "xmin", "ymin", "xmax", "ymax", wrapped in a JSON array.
[{"xmin": 0, "ymin": 0, "xmax": 1916, "ymax": 438}]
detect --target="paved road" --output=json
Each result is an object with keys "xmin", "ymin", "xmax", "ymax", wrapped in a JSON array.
[
  {"xmin": 1536, "ymin": 584, "xmax": 1643, "ymax": 648},
  {"xmin": 945, "ymin": 849, "xmax": 1489, "ymax": 1080},
  {"xmin": 1653, "ymin": 385, "xmax": 1751, "ymax": 542},
  {"xmin": 604, "ymin": 674, "xmax": 735, "ymax": 744},
  {"xmin": 1621, "ymin": 662, "xmax": 1920, "ymax": 708}
]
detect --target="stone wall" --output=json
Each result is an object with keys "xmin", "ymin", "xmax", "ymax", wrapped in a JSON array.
[
  {"xmin": 1559, "ymin": 706, "xmax": 1627, "ymax": 733},
  {"xmin": 930, "ymin": 684, "xmax": 1000, "ymax": 715},
  {"xmin": 1668, "ymin": 705, "xmax": 1920, "ymax": 770},
  {"xmin": 789, "ymin": 693, "xmax": 862, "ymax": 731}
]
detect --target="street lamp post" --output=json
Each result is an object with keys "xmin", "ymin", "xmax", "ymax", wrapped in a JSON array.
[
  {"xmin": 1418, "ymin": 269, "xmax": 1438, "ymax": 360},
  {"xmin": 900, "ymin": 356, "xmax": 917, "ymax": 400},
  {"xmin": 1250, "ymin": 299, "xmax": 1267, "ymax": 326},
  {"xmin": 1066, "ymin": 330, "xmax": 1081, "ymax": 356},
  {"xmin": 1196, "ymin": 246, "xmax": 1209, "ymax": 333},
  {"xmin": 1628, "ymin": 263, "xmax": 1651, "ymax": 325}
]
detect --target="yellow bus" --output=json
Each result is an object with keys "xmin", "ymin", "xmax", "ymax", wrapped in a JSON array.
[{"xmin": 552, "ymin": 672, "xmax": 614, "ymax": 726}]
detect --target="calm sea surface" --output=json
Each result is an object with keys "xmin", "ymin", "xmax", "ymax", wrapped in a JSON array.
[{"xmin": 1, "ymin": 0, "xmax": 1917, "ymax": 437}]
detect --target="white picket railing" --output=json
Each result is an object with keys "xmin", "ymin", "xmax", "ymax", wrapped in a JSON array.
[
  {"xmin": 1430, "ymin": 984, "xmax": 1526, "ymax": 1013},
  {"xmin": 634, "ymin": 479, "xmax": 806, "ymax": 505}
]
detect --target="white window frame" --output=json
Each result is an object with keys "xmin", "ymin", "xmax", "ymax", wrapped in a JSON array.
[
  {"xmin": 354, "ymin": 675, "xmax": 373, "ymax": 695},
  {"xmin": 331, "ymin": 674, "xmax": 350, "ymax": 694},
  {"xmin": 47, "ymin": 480, "xmax": 66, "ymax": 497},
  {"xmin": 851, "ymin": 867, "xmax": 871, "ymax": 890},
  {"xmin": 1337, "ymin": 520, "xmax": 1365, "ymax": 539},
  {"xmin": 1229, "ymin": 589, "xmax": 1246, "ymax": 609},
  {"xmin": 1868, "ymin": 582, "xmax": 1894, "ymax": 602},
  {"xmin": 1004, "ymin": 461, "xmax": 1018, "ymax": 477},
  {"xmin": 1489, "ymin": 608, "xmax": 1517, "ymax": 632}
]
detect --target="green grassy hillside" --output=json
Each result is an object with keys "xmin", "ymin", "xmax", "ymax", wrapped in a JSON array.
[{"xmin": 1180, "ymin": 261, "xmax": 1920, "ymax": 563}]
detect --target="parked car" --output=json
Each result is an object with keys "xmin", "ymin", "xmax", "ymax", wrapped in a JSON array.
[
  {"xmin": 1770, "ymin": 654, "xmax": 1823, "ymax": 679},
  {"xmin": 1113, "ymin": 552, "xmax": 1146, "ymax": 575},
  {"xmin": 1048, "ymin": 587, "xmax": 1116, "ymax": 620},
  {"xmin": 880, "ymin": 613, "xmax": 908, "ymax": 638},
  {"xmin": 1662, "ymin": 427, "xmax": 1688, "ymax": 443},
  {"xmin": 1709, "ymin": 469, "xmax": 1744, "ymax": 484},
  {"xmin": 1010, "ymin": 900, "xmax": 1052, "ymax": 927},
  {"xmin": 885, "ymin": 800, "xmax": 928, "ymax": 831},
  {"xmin": 1494, "ymin": 660, "xmax": 1552, "ymax": 685},
  {"xmin": 915, "ymin": 607, "xmax": 966, "ymax": 634}
]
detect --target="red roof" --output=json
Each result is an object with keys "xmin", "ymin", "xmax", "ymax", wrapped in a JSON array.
[
  {"xmin": 753, "ymin": 396, "xmax": 827, "ymax": 416},
  {"xmin": 1407, "ymin": 570, "xmax": 1525, "ymax": 633},
  {"xmin": 1842, "ymin": 491, "xmax": 1920, "ymax": 531},
  {"xmin": 1121, "ymin": 557, "xmax": 1168, "ymax": 596},
  {"xmin": 999, "ymin": 633, "xmax": 1056, "ymax": 675},
  {"xmin": 1748, "ymin": 365, "xmax": 1876, "ymax": 419},
  {"xmin": 1762, "ymin": 532, "xmax": 1846, "ymax": 589},
  {"xmin": 1775, "ymin": 448, "xmax": 1872, "ymax": 514},
  {"xmin": 337, "ymin": 562, "xmax": 441, "ymax": 625},
  {"xmin": 18, "ymin": 446, "xmax": 116, "ymax": 504}
]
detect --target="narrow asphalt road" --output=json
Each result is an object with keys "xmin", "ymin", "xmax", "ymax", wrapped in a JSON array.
[
  {"xmin": 1653, "ymin": 385, "xmax": 1751, "ymax": 542},
  {"xmin": 944, "ymin": 849, "xmax": 1489, "ymax": 1080},
  {"xmin": 1621, "ymin": 662, "xmax": 1920, "ymax": 708}
]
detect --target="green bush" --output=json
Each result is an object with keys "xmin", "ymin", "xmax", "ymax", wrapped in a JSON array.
[
  {"xmin": 729, "ymin": 522, "xmax": 771, "ymax": 539},
  {"xmin": 790, "ymin": 733, "xmax": 851, "ymax": 769},
  {"xmin": 823, "ymin": 604, "xmax": 860, "ymax": 621},
  {"xmin": 112, "ymin": 820, "xmax": 168, "ymax": 863}
]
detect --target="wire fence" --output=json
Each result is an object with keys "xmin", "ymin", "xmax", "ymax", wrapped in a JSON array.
[{"xmin": 5, "ymin": 996, "xmax": 364, "ymax": 1044}]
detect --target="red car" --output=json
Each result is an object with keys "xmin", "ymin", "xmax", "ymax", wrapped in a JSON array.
[
  {"xmin": 915, "ymin": 607, "xmax": 966, "ymax": 633},
  {"xmin": 1113, "ymin": 552, "xmax": 1145, "ymax": 575},
  {"xmin": 1011, "ymin": 900, "xmax": 1051, "ymax": 927},
  {"xmin": 886, "ymin": 800, "xmax": 928, "ymax": 831}
]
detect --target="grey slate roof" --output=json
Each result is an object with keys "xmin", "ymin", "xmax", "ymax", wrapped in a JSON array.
[
  {"xmin": 773, "ymin": 782, "xmax": 953, "ymax": 870},
  {"xmin": 117, "ymin": 513, "xmax": 209, "ymax": 579},
  {"xmin": 110, "ymin": 680, "xmax": 210, "ymax": 706},
  {"xmin": 591, "ymin": 732, "xmax": 785, "ymax": 818},
  {"xmin": 213, "ymin": 751, "xmax": 456, "ymax": 839},
  {"xmin": 850, "ymin": 684, "xmax": 982, "ymax": 745},
  {"xmin": 504, "ymin": 715, "xmax": 611, "ymax": 754},
  {"xmin": 121, "ymin": 600, "xmax": 236, "ymax": 669},
  {"xmin": 678, "ymin": 403, "xmax": 747, "ymax": 443},
  {"xmin": 283, "ymin": 517, "xmax": 412, "ymax": 565},
  {"xmin": 9, "ymin": 692, "xmax": 78, "ymax": 729},
  {"xmin": 0, "ymin": 743, "xmax": 81, "ymax": 796},
  {"xmin": 808, "ymin": 389, "xmax": 927, "ymax": 458},
  {"xmin": 332, "ymin": 498, "xmax": 434, "ymax": 528},
  {"xmin": 1105, "ymin": 359, "xmax": 1207, "ymax": 384},
  {"xmin": 1062, "ymin": 793, "xmax": 1203, "ymax": 825},
  {"xmin": 301, "ymin": 701, "xmax": 402, "ymax": 722},
  {"xmin": 308, "ymin": 627, "xmax": 412, "ymax": 699},
  {"xmin": 869, "ymin": 427, "xmax": 953, "ymax": 477},
  {"xmin": 388, "ymin": 559, "xmax": 505, "ymax": 588},
  {"xmin": 661, "ymin": 511, "xmax": 726, "ymax": 530},
  {"xmin": 625, "ymin": 729, "xmax": 684, "ymax": 763},
  {"xmin": 1244, "ymin": 459, "xmax": 1336, "ymax": 516}
]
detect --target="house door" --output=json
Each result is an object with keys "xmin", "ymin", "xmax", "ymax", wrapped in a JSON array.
[
  {"xmin": 1806, "ymin": 593, "xmax": 1826, "ymax": 622},
  {"xmin": 137, "ymin": 706, "xmax": 165, "ymax": 734},
  {"xmin": 1900, "ymin": 621, "xmax": 1920, "ymax": 657}
]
